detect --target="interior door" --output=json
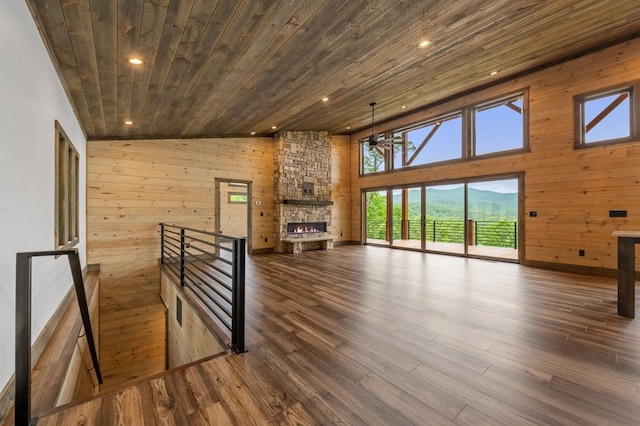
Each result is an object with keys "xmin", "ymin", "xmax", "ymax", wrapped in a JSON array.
[{"xmin": 216, "ymin": 180, "xmax": 251, "ymax": 251}]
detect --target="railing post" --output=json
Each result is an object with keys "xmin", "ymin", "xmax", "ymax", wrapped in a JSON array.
[
  {"xmin": 231, "ymin": 238, "xmax": 246, "ymax": 353},
  {"xmin": 180, "ymin": 228, "xmax": 185, "ymax": 286},
  {"xmin": 160, "ymin": 223, "xmax": 165, "ymax": 265},
  {"xmin": 432, "ymin": 220, "xmax": 436, "ymax": 242},
  {"xmin": 67, "ymin": 252, "xmax": 102, "ymax": 385},
  {"xmin": 15, "ymin": 253, "xmax": 32, "ymax": 426},
  {"xmin": 514, "ymin": 222, "xmax": 518, "ymax": 249}
]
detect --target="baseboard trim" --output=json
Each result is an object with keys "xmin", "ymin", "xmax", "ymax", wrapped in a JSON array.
[{"xmin": 522, "ymin": 259, "xmax": 639, "ymax": 279}]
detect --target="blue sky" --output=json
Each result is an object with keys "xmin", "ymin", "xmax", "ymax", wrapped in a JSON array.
[{"xmin": 369, "ymin": 92, "xmax": 628, "ymax": 194}]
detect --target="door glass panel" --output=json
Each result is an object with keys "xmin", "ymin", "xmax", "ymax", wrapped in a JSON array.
[
  {"xmin": 391, "ymin": 187, "xmax": 422, "ymax": 249},
  {"xmin": 365, "ymin": 190, "xmax": 389, "ymax": 245},
  {"xmin": 425, "ymin": 184, "xmax": 465, "ymax": 254},
  {"xmin": 467, "ymin": 179, "xmax": 518, "ymax": 260}
]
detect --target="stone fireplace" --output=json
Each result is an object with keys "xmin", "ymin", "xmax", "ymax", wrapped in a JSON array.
[{"xmin": 274, "ymin": 131, "xmax": 333, "ymax": 253}]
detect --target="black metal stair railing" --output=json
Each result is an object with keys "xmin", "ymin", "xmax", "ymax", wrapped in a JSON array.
[
  {"xmin": 159, "ymin": 223, "xmax": 246, "ymax": 354},
  {"xmin": 15, "ymin": 249, "xmax": 102, "ymax": 426}
]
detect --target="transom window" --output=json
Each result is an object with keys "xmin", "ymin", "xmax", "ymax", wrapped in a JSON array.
[
  {"xmin": 576, "ymin": 87, "xmax": 634, "ymax": 145},
  {"xmin": 394, "ymin": 113, "xmax": 462, "ymax": 169},
  {"xmin": 360, "ymin": 90, "xmax": 528, "ymax": 175},
  {"xmin": 474, "ymin": 96, "xmax": 524, "ymax": 155}
]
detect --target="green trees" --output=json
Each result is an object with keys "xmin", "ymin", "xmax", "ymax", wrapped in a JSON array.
[{"xmin": 365, "ymin": 187, "xmax": 518, "ymax": 247}]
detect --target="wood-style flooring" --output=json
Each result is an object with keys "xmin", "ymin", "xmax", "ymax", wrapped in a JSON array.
[{"xmin": 36, "ymin": 246, "xmax": 640, "ymax": 425}]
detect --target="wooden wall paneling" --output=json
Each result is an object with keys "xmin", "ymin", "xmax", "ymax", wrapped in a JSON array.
[
  {"xmin": 351, "ymin": 37, "xmax": 640, "ymax": 272},
  {"xmin": 331, "ymin": 136, "xmax": 351, "ymax": 242},
  {"xmin": 160, "ymin": 272, "xmax": 226, "ymax": 369}
]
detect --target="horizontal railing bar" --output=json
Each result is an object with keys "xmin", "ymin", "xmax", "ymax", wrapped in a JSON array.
[
  {"xmin": 183, "ymin": 279, "xmax": 232, "ymax": 330},
  {"xmin": 164, "ymin": 261, "xmax": 181, "ymax": 279},
  {"xmin": 164, "ymin": 233, "xmax": 181, "ymax": 243},
  {"xmin": 185, "ymin": 265, "xmax": 231, "ymax": 304},
  {"xmin": 164, "ymin": 239, "xmax": 181, "ymax": 252},
  {"xmin": 184, "ymin": 261, "xmax": 233, "ymax": 294},
  {"xmin": 183, "ymin": 248, "xmax": 233, "ymax": 279},
  {"xmin": 160, "ymin": 223, "xmax": 231, "ymax": 240},
  {"xmin": 163, "ymin": 244, "xmax": 182, "ymax": 260},
  {"xmin": 184, "ymin": 242, "xmax": 233, "ymax": 268},
  {"xmin": 186, "ymin": 234, "xmax": 233, "ymax": 254},
  {"xmin": 183, "ymin": 278, "xmax": 232, "ymax": 318}
]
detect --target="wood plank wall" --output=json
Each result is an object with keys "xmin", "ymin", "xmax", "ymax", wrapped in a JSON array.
[
  {"xmin": 87, "ymin": 137, "xmax": 275, "ymax": 387},
  {"xmin": 160, "ymin": 272, "xmax": 226, "ymax": 369},
  {"xmin": 350, "ymin": 38, "xmax": 640, "ymax": 272},
  {"xmin": 331, "ymin": 135, "xmax": 352, "ymax": 242}
]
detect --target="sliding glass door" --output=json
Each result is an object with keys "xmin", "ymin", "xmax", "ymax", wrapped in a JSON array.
[
  {"xmin": 364, "ymin": 189, "xmax": 390, "ymax": 245},
  {"xmin": 364, "ymin": 176, "xmax": 520, "ymax": 262},
  {"xmin": 467, "ymin": 179, "xmax": 518, "ymax": 260},
  {"xmin": 425, "ymin": 183, "xmax": 465, "ymax": 255}
]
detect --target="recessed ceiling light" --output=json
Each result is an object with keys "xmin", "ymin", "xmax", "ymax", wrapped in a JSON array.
[
  {"xmin": 322, "ymin": 97, "xmax": 329, "ymax": 102},
  {"xmin": 250, "ymin": 131, "xmax": 256, "ymax": 136},
  {"xmin": 418, "ymin": 40, "xmax": 430, "ymax": 48},
  {"xmin": 127, "ymin": 57, "xmax": 144, "ymax": 65},
  {"xmin": 401, "ymin": 105, "xmax": 407, "ymax": 109},
  {"xmin": 271, "ymin": 125, "xmax": 277, "ymax": 130},
  {"xmin": 490, "ymin": 70, "xmax": 499, "ymax": 76},
  {"xmin": 123, "ymin": 120, "xmax": 133, "ymax": 125},
  {"xmin": 346, "ymin": 126, "xmax": 351, "ymax": 130}
]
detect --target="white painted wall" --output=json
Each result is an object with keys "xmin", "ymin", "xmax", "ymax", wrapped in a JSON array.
[{"xmin": 0, "ymin": 2, "xmax": 86, "ymax": 392}]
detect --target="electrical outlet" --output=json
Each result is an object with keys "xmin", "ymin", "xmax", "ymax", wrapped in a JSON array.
[
  {"xmin": 529, "ymin": 211, "xmax": 537, "ymax": 217},
  {"xmin": 579, "ymin": 249, "xmax": 585, "ymax": 257}
]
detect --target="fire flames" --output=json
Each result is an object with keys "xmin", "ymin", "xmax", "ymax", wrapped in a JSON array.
[{"xmin": 291, "ymin": 225, "xmax": 320, "ymax": 233}]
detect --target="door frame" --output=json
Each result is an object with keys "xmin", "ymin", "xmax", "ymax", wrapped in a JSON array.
[{"xmin": 215, "ymin": 178, "xmax": 252, "ymax": 254}]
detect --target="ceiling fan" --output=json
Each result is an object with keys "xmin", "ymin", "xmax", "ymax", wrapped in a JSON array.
[{"xmin": 362, "ymin": 102, "xmax": 402, "ymax": 149}]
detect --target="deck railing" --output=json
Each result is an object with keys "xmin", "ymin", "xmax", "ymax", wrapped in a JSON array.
[
  {"xmin": 368, "ymin": 219, "xmax": 518, "ymax": 249},
  {"xmin": 159, "ymin": 224, "xmax": 246, "ymax": 353},
  {"xmin": 15, "ymin": 249, "xmax": 102, "ymax": 426}
]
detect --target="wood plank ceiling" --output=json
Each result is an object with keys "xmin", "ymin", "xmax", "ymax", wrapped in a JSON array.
[{"xmin": 26, "ymin": 0, "xmax": 640, "ymax": 140}]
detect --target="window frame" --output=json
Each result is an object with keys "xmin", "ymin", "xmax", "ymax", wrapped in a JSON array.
[
  {"xmin": 471, "ymin": 91, "xmax": 529, "ymax": 158},
  {"xmin": 360, "ymin": 137, "xmax": 390, "ymax": 175},
  {"xmin": 391, "ymin": 111, "xmax": 464, "ymax": 170},
  {"xmin": 54, "ymin": 121, "xmax": 80, "ymax": 249},
  {"xmin": 358, "ymin": 88, "xmax": 529, "ymax": 176},
  {"xmin": 574, "ymin": 83, "xmax": 638, "ymax": 148}
]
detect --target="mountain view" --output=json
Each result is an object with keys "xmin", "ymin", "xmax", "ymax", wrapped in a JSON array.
[{"xmin": 393, "ymin": 187, "xmax": 518, "ymax": 221}]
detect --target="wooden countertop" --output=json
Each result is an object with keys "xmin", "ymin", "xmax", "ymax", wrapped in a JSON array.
[{"xmin": 612, "ymin": 230, "xmax": 640, "ymax": 238}]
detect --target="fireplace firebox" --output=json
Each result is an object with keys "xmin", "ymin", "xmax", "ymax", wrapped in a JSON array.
[{"xmin": 286, "ymin": 222, "xmax": 327, "ymax": 235}]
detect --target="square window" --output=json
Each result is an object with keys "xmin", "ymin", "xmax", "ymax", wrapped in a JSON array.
[
  {"xmin": 579, "ymin": 89, "xmax": 632, "ymax": 144},
  {"xmin": 474, "ymin": 96, "xmax": 525, "ymax": 155}
]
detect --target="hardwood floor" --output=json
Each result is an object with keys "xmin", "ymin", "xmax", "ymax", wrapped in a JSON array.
[{"xmin": 36, "ymin": 246, "xmax": 640, "ymax": 425}]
